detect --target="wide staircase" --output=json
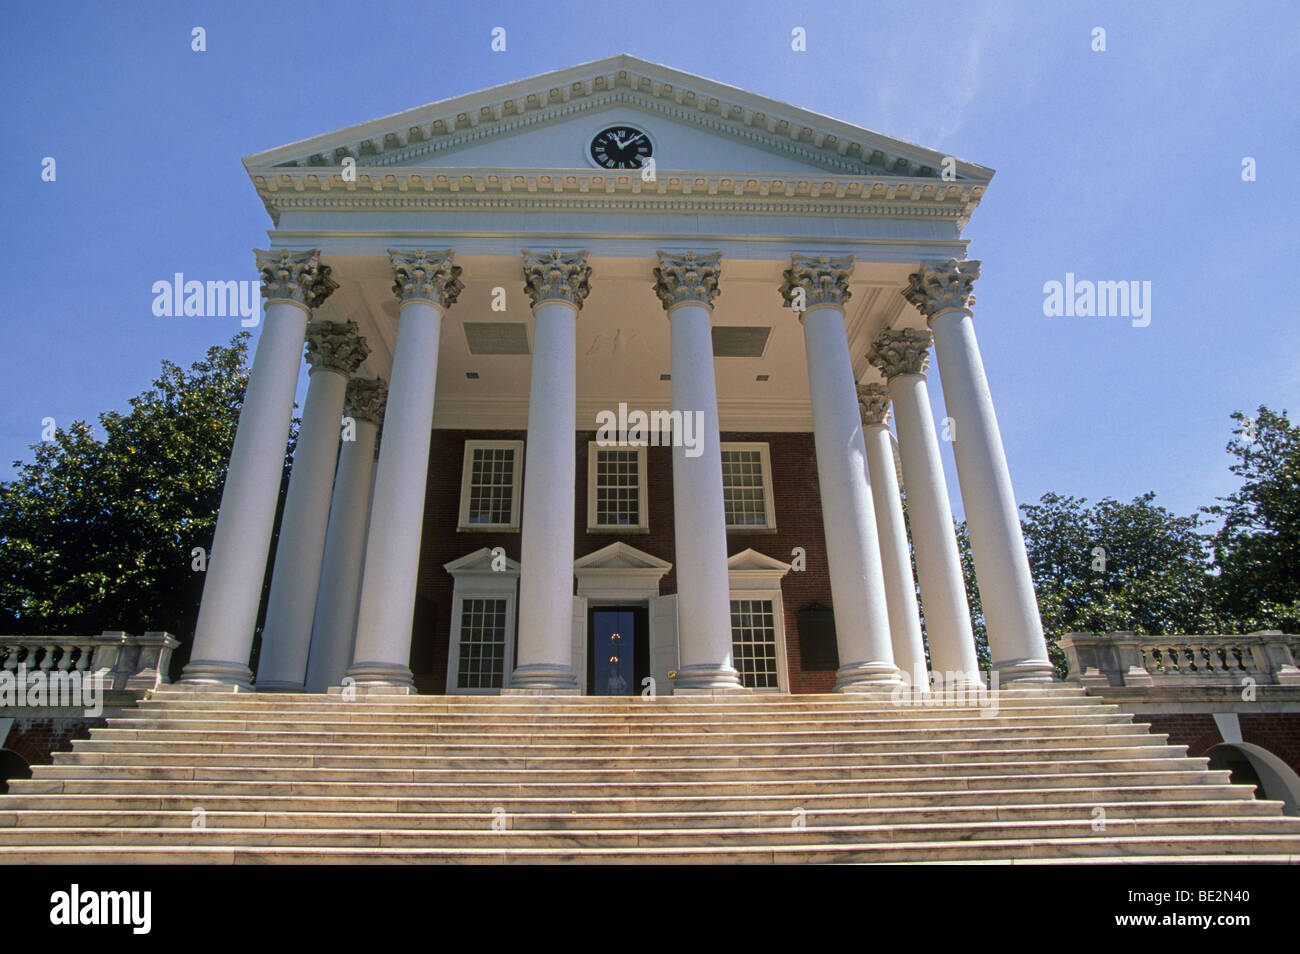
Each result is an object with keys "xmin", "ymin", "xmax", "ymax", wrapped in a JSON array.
[{"xmin": 2, "ymin": 687, "xmax": 1298, "ymax": 863}]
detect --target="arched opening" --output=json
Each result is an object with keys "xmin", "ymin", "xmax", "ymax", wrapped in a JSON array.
[
  {"xmin": 1206, "ymin": 743, "xmax": 1300, "ymax": 817},
  {"xmin": 0, "ymin": 749, "xmax": 32, "ymax": 794}
]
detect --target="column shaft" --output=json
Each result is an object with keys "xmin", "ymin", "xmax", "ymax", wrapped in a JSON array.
[
  {"xmin": 668, "ymin": 300, "xmax": 741, "ymax": 689},
  {"xmin": 256, "ymin": 364, "xmax": 350, "ymax": 690},
  {"xmin": 931, "ymin": 309, "xmax": 1052, "ymax": 682},
  {"xmin": 347, "ymin": 300, "xmax": 443, "ymax": 689},
  {"xmin": 513, "ymin": 299, "xmax": 580, "ymax": 688},
  {"xmin": 888, "ymin": 373, "xmax": 980, "ymax": 681},
  {"xmin": 801, "ymin": 305, "xmax": 899, "ymax": 689},
  {"xmin": 860, "ymin": 418, "xmax": 929, "ymax": 687},
  {"xmin": 183, "ymin": 299, "xmax": 309, "ymax": 687},
  {"xmin": 304, "ymin": 415, "xmax": 379, "ymax": 693}
]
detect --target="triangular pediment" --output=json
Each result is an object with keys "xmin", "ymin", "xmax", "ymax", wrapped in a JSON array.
[
  {"xmin": 727, "ymin": 548, "xmax": 793, "ymax": 574},
  {"xmin": 244, "ymin": 54, "xmax": 991, "ymax": 183},
  {"xmin": 574, "ymin": 541, "xmax": 672, "ymax": 572},
  {"xmin": 444, "ymin": 547, "xmax": 520, "ymax": 576}
]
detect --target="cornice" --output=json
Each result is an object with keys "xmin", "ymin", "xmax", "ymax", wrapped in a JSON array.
[{"xmin": 250, "ymin": 170, "xmax": 984, "ymax": 227}]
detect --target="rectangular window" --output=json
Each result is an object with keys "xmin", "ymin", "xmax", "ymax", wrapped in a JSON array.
[
  {"xmin": 721, "ymin": 443, "xmax": 775, "ymax": 530},
  {"xmin": 730, "ymin": 598, "xmax": 779, "ymax": 689},
  {"xmin": 458, "ymin": 440, "xmax": 524, "ymax": 530},
  {"xmin": 587, "ymin": 444, "xmax": 648, "ymax": 531},
  {"xmin": 456, "ymin": 598, "xmax": 508, "ymax": 689}
]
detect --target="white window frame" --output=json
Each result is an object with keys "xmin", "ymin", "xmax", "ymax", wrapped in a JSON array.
[
  {"xmin": 587, "ymin": 442, "xmax": 649, "ymax": 533},
  {"xmin": 728, "ymin": 592, "xmax": 788, "ymax": 692},
  {"xmin": 727, "ymin": 549, "xmax": 793, "ymax": 692},
  {"xmin": 444, "ymin": 548, "xmax": 520, "ymax": 694},
  {"xmin": 720, "ymin": 442, "xmax": 777, "ymax": 531},
  {"xmin": 458, "ymin": 440, "xmax": 524, "ymax": 531}
]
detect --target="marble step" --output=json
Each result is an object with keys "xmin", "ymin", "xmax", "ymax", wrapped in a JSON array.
[
  {"xmin": 0, "ymin": 784, "xmax": 1259, "ymax": 814},
  {"xmin": 43, "ymin": 738, "xmax": 1196, "ymax": 769},
  {"xmin": 2, "ymin": 836, "xmax": 1295, "ymax": 864},
  {"xmin": 133, "ymin": 700, "xmax": 1113, "ymax": 721},
  {"xmin": 9, "ymin": 768, "xmax": 1237, "ymax": 799},
  {"xmin": 29, "ymin": 756, "xmax": 1219, "ymax": 786},
  {"xmin": 64, "ymin": 732, "xmax": 1170, "ymax": 761},
  {"xmin": 1, "ymin": 816, "xmax": 1296, "ymax": 849},
  {"xmin": 1, "ymin": 799, "xmax": 1285, "ymax": 833},
  {"xmin": 92, "ymin": 715, "xmax": 1145, "ymax": 740}
]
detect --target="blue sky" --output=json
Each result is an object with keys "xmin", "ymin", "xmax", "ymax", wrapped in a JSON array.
[{"xmin": 2, "ymin": 0, "xmax": 1297, "ymax": 523}]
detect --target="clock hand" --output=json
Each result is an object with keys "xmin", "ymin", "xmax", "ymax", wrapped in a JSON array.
[{"xmin": 623, "ymin": 133, "xmax": 645, "ymax": 147}]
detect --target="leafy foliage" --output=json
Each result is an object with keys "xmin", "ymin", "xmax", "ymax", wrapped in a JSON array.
[{"xmin": 0, "ymin": 334, "xmax": 294, "ymax": 673}]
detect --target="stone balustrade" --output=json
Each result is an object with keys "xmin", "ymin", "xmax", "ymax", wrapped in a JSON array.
[
  {"xmin": 0, "ymin": 632, "xmax": 180, "ymax": 692},
  {"xmin": 1060, "ymin": 631, "xmax": 1300, "ymax": 688}
]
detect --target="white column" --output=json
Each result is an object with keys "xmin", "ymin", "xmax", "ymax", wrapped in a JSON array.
[
  {"xmin": 867, "ymin": 329, "xmax": 981, "ymax": 685},
  {"xmin": 904, "ymin": 259, "xmax": 1054, "ymax": 683},
  {"xmin": 182, "ymin": 249, "xmax": 337, "ymax": 688},
  {"xmin": 304, "ymin": 376, "xmax": 385, "ymax": 693},
  {"xmin": 512, "ymin": 250, "xmax": 588, "ymax": 690},
  {"xmin": 781, "ymin": 254, "xmax": 900, "ymax": 691},
  {"xmin": 256, "ymin": 321, "xmax": 370, "ymax": 691},
  {"xmin": 346, "ymin": 250, "xmax": 462, "ymax": 692},
  {"xmin": 857, "ymin": 384, "xmax": 928, "ymax": 689},
  {"xmin": 654, "ymin": 251, "xmax": 742, "ymax": 691}
]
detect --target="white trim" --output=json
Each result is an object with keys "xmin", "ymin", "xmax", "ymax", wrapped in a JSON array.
[
  {"xmin": 587, "ymin": 442, "xmax": 649, "ymax": 532},
  {"xmin": 720, "ymin": 441, "xmax": 777, "ymax": 531},
  {"xmin": 457, "ymin": 439, "xmax": 524, "ymax": 531},
  {"xmin": 444, "ymin": 548, "xmax": 520, "ymax": 694}
]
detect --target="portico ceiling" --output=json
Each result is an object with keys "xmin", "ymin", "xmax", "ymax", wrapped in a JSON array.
[{"xmin": 310, "ymin": 252, "xmax": 927, "ymax": 432}]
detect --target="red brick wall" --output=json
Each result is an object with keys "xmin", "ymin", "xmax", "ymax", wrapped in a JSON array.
[
  {"xmin": 1144, "ymin": 713, "xmax": 1300, "ymax": 775},
  {"xmin": 413, "ymin": 429, "xmax": 839, "ymax": 693},
  {"xmin": 2, "ymin": 717, "xmax": 104, "ymax": 767}
]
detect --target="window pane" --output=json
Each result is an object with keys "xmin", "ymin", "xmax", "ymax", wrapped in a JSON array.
[
  {"xmin": 457, "ymin": 598, "xmax": 508, "ymax": 689},
  {"xmin": 721, "ymin": 449, "xmax": 768, "ymax": 527},
  {"xmin": 595, "ymin": 449, "xmax": 641, "ymax": 526},
  {"xmin": 730, "ymin": 598, "xmax": 778, "ymax": 689},
  {"xmin": 467, "ymin": 446, "xmax": 515, "ymax": 524}
]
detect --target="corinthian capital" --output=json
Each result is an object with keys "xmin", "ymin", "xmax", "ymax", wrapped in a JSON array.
[
  {"xmin": 305, "ymin": 319, "xmax": 371, "ymax": 376},
  {"xmin": 779, "ymin": 253, "xmax": 854, "ymax": 311},
  {"xmin": 867, "ymin": 327, "xmax": 933, "ymax": 379},
  {"xmin": 857, "ymin": 384, "xmax": 892, "ymax": 426},
  {"xmin": 653, "ymin": 250, "xmax": 722, "ymax": 310},
  {"xmin": 389, "ymin": 249, "xmax": 464, "ymax": 307},
  {"xmin": 521, "ymin": 248, "xmax": 592, "ymax": 309},
  {"xmin": 255, "ymin": 249, "xmax": 339, "ymax": 309},
  {"xmin": 902, "ymin": 259, "xmax": 980, "ymax": 321},
  {"xmin": 344, "ymin": 376, "xmax": 388, "ymax": 427}
]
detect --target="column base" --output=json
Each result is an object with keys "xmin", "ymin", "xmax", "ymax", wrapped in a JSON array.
[
  {"xmin": 992, "ymin": 657, "xmax": 1057, "ymax": 685},
  {"xmin": 177, "ymin": 659, "xmax": 254, "ymax": 691},
  {"xmin": 672, "ymin": 663, "xmax": 745, "ymax": 691},
  {"xmin": 343, "ymin": 661, "xmax": 416, "ymax": 692},
  {"xmin": 255, "ymin": 680, "xmax": 306, "ymax": 693},
  {"xmin": 834, "ymin": 660, "xmax": 904, "ymax": 692},
  {"xmin": 510, "ymin": 663, "xmax": 579, "ymax": 691}
]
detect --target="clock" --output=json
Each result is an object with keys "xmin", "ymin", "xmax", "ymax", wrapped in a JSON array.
[{"xmin": 589, "ymin": 125, "xmax": 653, "ymax": 170}]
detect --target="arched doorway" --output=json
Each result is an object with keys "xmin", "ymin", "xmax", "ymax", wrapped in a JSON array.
[{"xmin": 1206, "ymin": 743, "xmax": 1300, "ymax": 817}]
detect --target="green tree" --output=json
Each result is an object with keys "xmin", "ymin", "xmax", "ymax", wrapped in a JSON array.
[
  {"xmin": 956, "ymin": 493, "xmax": 1219, "ymax": 676},
  {"xmin": 0, "ymin": 333, "xmax": 294, "ymax": 674},
  {"xmin": 1203, "ymin": 406, "xmax": 1300, "ymax": 630}
]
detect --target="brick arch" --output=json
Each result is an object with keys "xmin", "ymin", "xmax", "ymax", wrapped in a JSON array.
[{"xmin": 1206, "ymin": 743, "xmax": 1300, "ymax": 817}]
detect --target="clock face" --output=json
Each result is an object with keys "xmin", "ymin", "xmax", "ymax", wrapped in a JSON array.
[{"xmin": 589, "ymin": 125, "xmax": 652, "ymax": 169}]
